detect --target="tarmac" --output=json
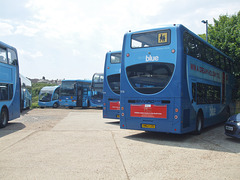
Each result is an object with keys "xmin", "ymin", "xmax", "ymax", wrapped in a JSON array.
[{"xmin": 0, "ymin": 109, "xmax": 239, "ymax": 179}]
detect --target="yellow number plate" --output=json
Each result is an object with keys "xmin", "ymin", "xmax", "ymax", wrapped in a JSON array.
[
  {"xmin": 142, "ymin": 124, "xmax": 155, "ymax": 129},
  {"xmin": 116, "ymin": 115, "xmax": 120, "ymax": 118}
]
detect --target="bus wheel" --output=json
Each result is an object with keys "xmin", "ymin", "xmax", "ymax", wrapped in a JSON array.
[
  {"xmin": 0, "ymin": 108, "xmax": 8, "ymax": 128},
  {"xmin": 195, "ymin": 113, "xmax": 203, "ymax": 135},
  {"xmin": 53, "ymin": 102, "xmax": 59, "ymax": 108}
]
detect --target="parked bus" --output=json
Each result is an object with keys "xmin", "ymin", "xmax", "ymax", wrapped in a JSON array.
[
  {"xmin": 90, "ymin": 73, "xmax": 104, "ymax": 108},
  {"xmin": 38, "ymin": 86, "xmax": 60, "ymax": 108},
  {"xmin": 59, "ymin": 80, "xmax": 91, "ymax": 108},
  {"xmin": 0, "ymin": 41, "xmax": 20, "ymax": 128},
  {"xmin": 120, "ymin": 24, "xmax": 235, "ymax": 134},
  {"xmin": 103, "ymin": 51, "xmax": 121, "ymax": 119},
  {"xmin": 20, "ymin": 74, "xmax": 32, "ymax": 111}
]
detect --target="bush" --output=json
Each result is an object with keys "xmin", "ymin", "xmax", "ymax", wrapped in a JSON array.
[{"xmin": 31, "ymin": 102, "xmax": 39, "ymax": 109}]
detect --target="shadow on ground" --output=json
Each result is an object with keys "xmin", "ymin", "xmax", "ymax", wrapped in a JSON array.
[
  {"xmin": 0, "ymin": 122, "xmax": 26, "ymax": 138},
  {"xmin": 124, "ymin": 123, "xmax": 240, "ymax": 154}
]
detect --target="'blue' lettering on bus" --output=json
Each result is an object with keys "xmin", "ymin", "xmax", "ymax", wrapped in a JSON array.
[{"xmin": 146, "ymin": 55, "xmax": 159, "ymax": 62}]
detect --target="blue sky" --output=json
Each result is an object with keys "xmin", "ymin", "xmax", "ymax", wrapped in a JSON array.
[{"xmin": 1, "ymin": 0, "xmax": 239, "ymax": 80}]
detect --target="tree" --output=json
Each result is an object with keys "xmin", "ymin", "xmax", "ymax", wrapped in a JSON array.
[
  {"xmin": 208, "ymin": 11, "xmax": 240, "ymax": 73},
  {"xmin": 199, "ymin": 12, "xmax": 240, "ymax": 100}
]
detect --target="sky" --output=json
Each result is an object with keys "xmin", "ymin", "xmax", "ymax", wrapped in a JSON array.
[{"xmin": 0, "ymin": 0, "xmax": 239, "ymax": 80}]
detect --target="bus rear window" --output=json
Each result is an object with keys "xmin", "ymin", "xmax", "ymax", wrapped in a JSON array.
[
  {"xmin": 131, "ymin": 29, "xmax": 171, "ymax": 48},
  {"xmin": 107, "ymin": 74, "xmax": 120, "ymax": 94},
  {"xmin": 110, "ymin": 53, "xmax": 121, "ymax": 64},
  {"xmin": 126, "ymin": 62, "xmax": 174, "ymax": 94}
]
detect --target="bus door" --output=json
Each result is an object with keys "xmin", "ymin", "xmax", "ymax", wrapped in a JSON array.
[{"xmin": 77, "ymin": 87, "xmax": 83, "ymax": 107}]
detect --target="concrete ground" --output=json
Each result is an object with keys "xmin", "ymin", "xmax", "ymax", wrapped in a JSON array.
[{"xmin": 0, "ymin": 108, "xmax": 239, "ymax": 180}]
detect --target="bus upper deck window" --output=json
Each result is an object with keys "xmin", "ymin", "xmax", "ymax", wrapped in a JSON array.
[
  {"xmin": 131, "ymin": 30, "xmax": 171, "ymax": 49},
  {"xmin": 0, "ymin": 48, "xmax": 7, "ymax": 64},
  {"xmin": 8, "ymin": 49, "xmax": 18, "ymax": 66}
]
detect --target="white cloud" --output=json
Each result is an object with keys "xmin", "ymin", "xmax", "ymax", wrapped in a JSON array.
[
  {"xmin": 72, "ymin": 49, "xmax": 82, "ymax": 56},
  {"xmin": 15, "ymin": 24, "xmax": 39, "ymax": 37},
  {"xmin": 0, "ymin": 20, "xmax": 14, "ymax": 36},
  {"xmin": 18, "ymin": 49, "xmax": 43, "ymax": 59},
  {"xmin": 2, "ymin": 0, "xmax": 240, "ymax": 79},
  {"xmin": 25, "ymin": 0, "xmax": 102, "ymax": 40}
]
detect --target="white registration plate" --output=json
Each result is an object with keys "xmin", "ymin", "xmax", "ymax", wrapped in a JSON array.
[{"xmin": 225, "ymin": 126, "xmax": 233, "ymax": 131}]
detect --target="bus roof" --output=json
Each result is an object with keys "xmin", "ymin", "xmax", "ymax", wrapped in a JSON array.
[
  {"xmin": 20, "ymin": 74, "xmax": 32, "ymax": 86},
  {"xmin": 127, "ymin": 24, "xmax": 233, "ymax": 61},
  {"xmin": 0, "ymin": 41, "xmax": 17, "ymax": 51},
  {"xmin": 106, "ymin": 50, "xmax": 121, "ymax": 55},
  {"xmin": 62, "ymin": 79, "xmax": 91, "ymax": 83},
  {"xmin": 41, "ymin": 86, "xmax": 60, "ymax": 91},
  {"xmin": 93, "ymin": 73, "xmax": 103, "ymax": 76}
]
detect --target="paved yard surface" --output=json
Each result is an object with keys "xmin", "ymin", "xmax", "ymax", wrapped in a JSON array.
[{"xmin": 0, "ymin": 108, "xmax": 239, "ymax": 179}]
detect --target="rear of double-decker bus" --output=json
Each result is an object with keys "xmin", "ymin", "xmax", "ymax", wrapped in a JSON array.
[
  {"xmin": 90, "ymin": 73, "xmax": 104, "ymax": 108},
  {"xmin": 120, "ymin": 25, "xmax": 189, "ymax": 134},
  {"xmin": 103, "ymin": 51, "xmax": 121, "ymax": 119}
]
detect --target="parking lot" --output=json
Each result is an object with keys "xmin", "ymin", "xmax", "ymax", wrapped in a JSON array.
[{"xmin": 0, "ymin": 108, "xmax": 240, "ymax": 179}]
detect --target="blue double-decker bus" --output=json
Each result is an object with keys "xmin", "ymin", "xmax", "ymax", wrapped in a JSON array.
[
  {"xmin": 0, "ymin": 41, "xmax": 20, "ymax": 128},
  {"xmin": 90, "ymin": 73, "xmax": 104, "ymax": 108},
  {"xmin": 20, "ymin": 74, "xmax": 32, "ymax": 111},
  {"xmin": 120, "ymin": 24, "xmax": 235, "ymax": 134},
  {"xmin": 38, "ymin": 86, "xmax": 60, "ymax": 108},
  {"xmin": 59, "ymin": 80, "xmax": 91, "ymax": 108},
  {"xmin": 103, "ymin": 51, "xmax": 121, "ymax": 119}
]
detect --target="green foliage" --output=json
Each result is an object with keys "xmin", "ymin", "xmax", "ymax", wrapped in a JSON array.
[
  {"xmin": 31, "ymin": 82, "xmax": 57, "ymax": 108},
  {"xmin": 198, "ymin": 34, "xmax": 206, "ymax": 40},
  {"xmin": 200, "ymin": 12, "xmax": 240, "ymax": 102},
  {"xmin": 198, "ymin": 12, "xmax": 240, "ymax": 108},
  {"xmin": 208, "ymin": 11, "xmax": 240, "ymax": 73},
  {"xmin": 31, "ymin": 102, "xmax": 39, "ymax": 109}
]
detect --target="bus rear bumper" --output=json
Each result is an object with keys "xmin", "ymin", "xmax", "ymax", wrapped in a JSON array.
[{"xmin": 120, "ymin": 118, "xmax": 184, "ymax": 134}]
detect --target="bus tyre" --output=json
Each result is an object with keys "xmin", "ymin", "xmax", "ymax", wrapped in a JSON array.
[
  {"xmin": 0, "ymin": 108, "xmax": 8, "ymax": 128},
  {"xmin": 53, "ymin": 102, "xmax": 59, "ymax": 108},
  {"xmin": 195, "ymin": 114, "xmax": 203, "ymax": 135}
]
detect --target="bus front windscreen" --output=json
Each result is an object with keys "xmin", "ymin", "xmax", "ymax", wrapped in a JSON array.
[
  {"xmin": 126, "ymin": 62, "xmax": 174, "ymax": 94},
  {"xmin": 39, "ymin": 90, "xmax": 53, "ymax": 102},
  {"xmin": 60, "ymin": 81, "xmax": 76, "ymax": 96}
]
